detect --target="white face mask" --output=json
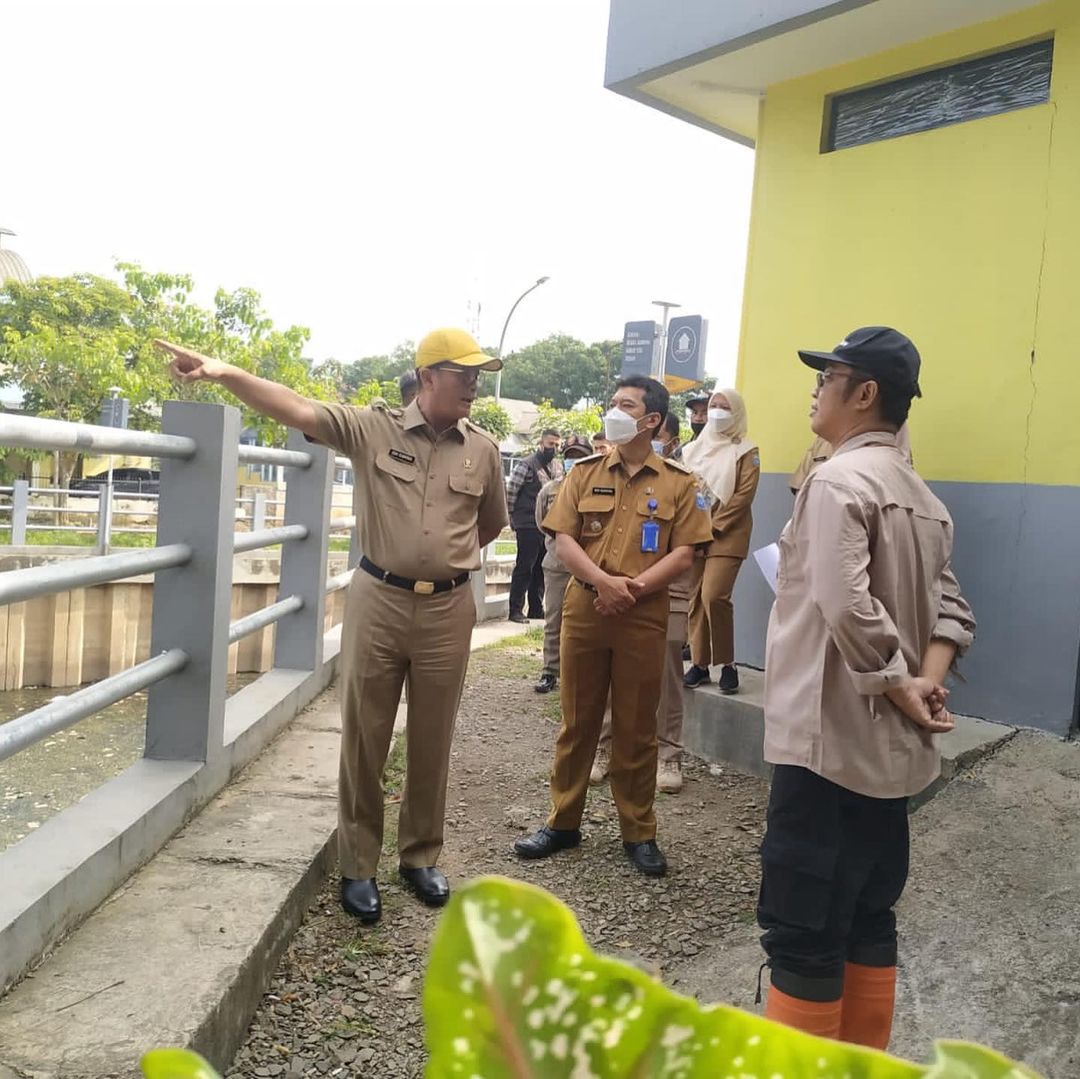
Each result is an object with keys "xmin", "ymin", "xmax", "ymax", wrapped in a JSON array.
[
  {"xmin": 708, "ymin": 407, "xmax": 735, "ymax": 431},
  {"xmin": 603, "ymin": 407, "xmax": 641, "ymax": 445}
]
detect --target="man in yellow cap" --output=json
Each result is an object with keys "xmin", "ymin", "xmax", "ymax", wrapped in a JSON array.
[{"xmin": 158, "ymin": 328, "xmax": 508, "ymax": 924}]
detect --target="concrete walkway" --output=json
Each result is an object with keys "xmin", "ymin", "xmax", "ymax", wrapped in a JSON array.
[
  {"xmin": 0, "ymin": 619, "xmax": 525, "ymax": 1079},
  {"xmin": 667, "ymin": 729, "xmax": 1080, "ymax": 1079}
]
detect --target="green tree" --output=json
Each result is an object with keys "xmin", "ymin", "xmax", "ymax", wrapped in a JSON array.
[
  {"xmin": 532, "ymin": 400, "xmax": 602, "ymax": 441},
  {"xmin": 469, "ymin": 397, "xmax": 512, "ymax": 441},
  {"xmin": 497, "ymin": 334, "xmax": 608, "ymax": 408}
]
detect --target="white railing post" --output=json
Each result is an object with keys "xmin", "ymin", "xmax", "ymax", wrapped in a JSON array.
[
  {"xmin": 144, "ymin": 402, "xmax": 240, "ymax": 762},
  {"xmin": 252, "ymin": 491, "xmax": 267, "ymax": 532},
  {"xmin": 273, "ymin": 431, "xmax": 332, "ymax": 671},
  {"xmin": 95, "ymin": 482, "xmax": 114, "ymax": 553},
  {"xmin": 11, "ymin": 480, "xmax": 28, "ymax": 545}
]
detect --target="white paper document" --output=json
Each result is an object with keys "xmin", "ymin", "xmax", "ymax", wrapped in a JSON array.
[{"xmin": 753, "ymin": 543, "xmax": 780, "ymax": 595}]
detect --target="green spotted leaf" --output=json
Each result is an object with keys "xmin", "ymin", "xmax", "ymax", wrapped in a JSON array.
[
  {"xmin": 140, "ymin": 1048, "xmax": 222, "ymax": 1079},
  {"xmin": 422, "ymin": 876, "xmax": 1041, "ymax": 1079}
]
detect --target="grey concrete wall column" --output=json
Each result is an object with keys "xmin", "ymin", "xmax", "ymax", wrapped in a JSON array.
[
  {"xmin": 273, "ymin": 431, "xmax": 332, "ymax": 671},
  {"xmin": 10, "ymin": 479, "xmax": 28, "ymax": 545},
  {"xmin": 145, "ymin": 402, "xmax": 241, "ymax": 761}
]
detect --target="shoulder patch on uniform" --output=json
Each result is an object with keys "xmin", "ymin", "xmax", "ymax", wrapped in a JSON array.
[
  {"xmin": 463, "ymin": 419, "xmax": 499, "ymax": 445},
  {"xmin": 663, "ymin": 457, "xmax": 691, "ymax": 473},
  {"xmin": 752, "ymin": 455, "xmax": 761, "ymax": 467},
  {"xmin": 695, "ymin": 492, "xmax": 709, "ymax": 510}
]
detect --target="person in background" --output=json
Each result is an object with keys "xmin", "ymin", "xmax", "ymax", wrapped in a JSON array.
[
  {"xmin": 682, "ymin": 389, "xmax": 760, "ymax": 694},
  {"xmin": 398, "ymin": 369, "xmax": 419, "ymax": 408},
  {"xmin": 790, "ymin": 424, "xmax": 912, "ymax": 493},
  {"xmin": 653, "ymin": 412, "xmax": 682, "ymax": 460},
  {"xmin": 506, "ymin": 429, "xmax": 563, "ymax": 624},
  {"xmin": 514, "ymin": 377, "xmax": 712, "ymax": 878},
  {"xmin": 686, "ymin": 392, "xmax": 709, "ymax": 440},
  {"xmin": 759, "ymin": 326, "xmax": 974, "ymax": 1050},
  {"xmin": 534, "ymin": 435, "xmax": 595, "ymax": 694}
]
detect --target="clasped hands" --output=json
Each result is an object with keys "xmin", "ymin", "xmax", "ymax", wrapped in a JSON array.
[
  {"xmin": 592, "ymin": 573, "xmax": 650, "ymax": 616},
  {"xmin": 885, "ymin": 677, "xmax": 954, "ymax": 733}
]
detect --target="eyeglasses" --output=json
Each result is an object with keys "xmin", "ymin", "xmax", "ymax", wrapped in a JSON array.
[
  {"xmin": 433, "ymin": 364, "xmax": 479, "ymax": 380},
  {"xmin": 815, "ymin": 370, "xmax": 865, "ymax": 390}
]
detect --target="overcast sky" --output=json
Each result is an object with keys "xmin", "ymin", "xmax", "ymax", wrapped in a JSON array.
[{"xmin": 4, "ymin": 0, "xmax": 753, "ymax": 384}]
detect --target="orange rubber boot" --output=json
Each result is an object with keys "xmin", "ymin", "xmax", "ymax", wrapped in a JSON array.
[
  {"xmin": 838, "ymin": 962, "xmax": 896, "ymax": 1049},
  {"xmin": 764, "ymin": 984, "xmax": 842, "ymax": 1040}
]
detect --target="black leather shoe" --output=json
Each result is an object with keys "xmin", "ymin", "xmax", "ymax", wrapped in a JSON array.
[
  {"xmin": 514, "ymin": 826, "xmax": 582, "ymax": 859},
  {"xmin": 718, "ymin": 664, "xmax": 740, "ymax": 695},
  {"xmin": 509, "ymin": 611, "xmax": 529, "ymax": 624},
  {"xmin": 534, "ymin": 672, "xmax": 557, "ymax": 694},
  {"xmin": 683, "ymin": 664, "xmax": 710, "ymax": 688},
  {"xmin": 624, "ymin": 840, "xmax": 668, "ymax": 877},
  {"xmin": 399, "ymin": 865, "xmax": 450, "ymax": 907},
  {"xmin": 528, "ymin": 611, "xmax": 545, "ymax": 620},
  {"xmin": 341, "ymin": 877, "xmax": 381, "ymax": 923}
]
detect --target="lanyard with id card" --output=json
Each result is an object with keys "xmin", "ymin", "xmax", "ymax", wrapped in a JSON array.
[{"xmin": 641, "ymin": 498, "xmax": 660, "ymax": 553}]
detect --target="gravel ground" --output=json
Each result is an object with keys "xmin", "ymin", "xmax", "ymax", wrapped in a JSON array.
[{"xmin": 228, "ymin": 628, "xmax": 769, "ymax": 1078}]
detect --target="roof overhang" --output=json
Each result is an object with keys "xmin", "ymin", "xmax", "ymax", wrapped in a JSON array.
[{"xmin": 605, "ymin": 0, "xmax": 1049, "ymax": 146}]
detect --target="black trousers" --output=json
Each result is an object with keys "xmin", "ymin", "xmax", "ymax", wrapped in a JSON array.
[
  {"xmin": 757, "ymin": 764, "xmax": 909, "ymax": 1001},
  {"xmin": 509, "ymin": 527, "xmax": 545, "ymax": 617}
]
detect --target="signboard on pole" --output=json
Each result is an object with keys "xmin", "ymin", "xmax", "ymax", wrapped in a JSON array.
[
  {"xmin": 621, "ymin": 321, "xmax": 658, "ymax": 379},
  {"xmin": 100, "ymin": 396, "xmax": 130, "ymax": 429},
  {"xmin": 663, "ymin": 315, "xmax": 708, "ymax": 392}
]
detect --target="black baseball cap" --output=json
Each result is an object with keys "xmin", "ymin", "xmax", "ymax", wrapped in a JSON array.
[
  {"xmin": 798, "ymin": 326, "xmax": 922, "ymax": 397},
  {"xmin": 685, "ymin": 392, "xmax": 710, "ymax": 406}
]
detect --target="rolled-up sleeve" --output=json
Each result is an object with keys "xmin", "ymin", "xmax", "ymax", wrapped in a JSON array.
[
  {"xmin": 805, "ymin": 479, "xmax": 909, "ymax": 696},
  {"xmin": 933, "ymin": 562, "xmax": 976, "ymax": 655}
]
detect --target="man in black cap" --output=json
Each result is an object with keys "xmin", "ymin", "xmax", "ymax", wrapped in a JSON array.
[
  {"xmin": 758, "ymin": 327, "xmax": 975, "ymax": 1050},
  {"xmin": 685, "ymin": 392, "xmax": 709, "ymax": 441}
]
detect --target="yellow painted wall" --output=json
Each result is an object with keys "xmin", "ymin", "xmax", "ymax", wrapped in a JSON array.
[{"xmin": 738, "ymin": 1, "xmax": 1080, "ymax": 486}]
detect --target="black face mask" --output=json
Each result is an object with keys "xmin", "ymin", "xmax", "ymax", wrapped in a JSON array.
[
  {"xmin": 537, "ymin": 447, "xmax": 556, "ymax": 464},
  {"xmin": 690, "ymin": 421, "xmax": 706, "ymax": 438}
]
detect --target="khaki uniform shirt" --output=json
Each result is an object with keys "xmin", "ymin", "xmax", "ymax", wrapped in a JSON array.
[
  {"xmin": 542, "ymin": 447, "xmax": 712, "ymax": 578},
  {"xmin": 536, "ymin": 476, "xmax": 567, "ymax": 572},
  {"xmin": 704, "ymin": 452, "xmax": 761, "ymax": 559},
  {"xmin": 764, "ymin": 431, "xmax": 975, "ymax": 799},
  {"xmin": 309, "ymin": 399, "xmax": 507, "ymax": 581}
]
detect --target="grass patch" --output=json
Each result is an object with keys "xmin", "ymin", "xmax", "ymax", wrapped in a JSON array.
[
  {"xmin": 8, "ymin": 528, "xmax": 156, "ymax": 547},
  {"xmin": 493, "ymin": 540, "xmax": 517, "ymax": 556},
  {"xmin": 383, "ymin": 731, "xmax": 407, "ymax": 798},
  {"xmin": 327, "ymin": 1016, "xmax": 379, "ymax": 1039},
  {"xmin": 342, "ymin": 934, "xmax": 390, "ymax": 962},
  {"xmin": 477, "ymin": 625, "xmax": 544, "ymax": 652}
]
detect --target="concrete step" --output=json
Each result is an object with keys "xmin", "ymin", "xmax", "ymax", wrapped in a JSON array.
[{"xmin": 681, "ymin": 665, "xmax": 1016, "ymax": 808}]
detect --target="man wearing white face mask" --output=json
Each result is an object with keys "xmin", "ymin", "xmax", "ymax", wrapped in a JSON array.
[
  {"xmin": 681, "ymin": 389, "xmax": 760, "ymax": 693},
  {"xmin": 513, "ymin": 376, "xmax": 712, "ymax": 877}
]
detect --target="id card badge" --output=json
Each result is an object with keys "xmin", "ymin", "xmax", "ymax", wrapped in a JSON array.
[{"xmin": 641, "ymin": 519, "xmax": 660, "ymax": 553}]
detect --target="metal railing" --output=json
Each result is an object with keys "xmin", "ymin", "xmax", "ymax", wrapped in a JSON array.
[{"xmin": 0, "ymin": 403, "xmax": 344, "ymax": 994}]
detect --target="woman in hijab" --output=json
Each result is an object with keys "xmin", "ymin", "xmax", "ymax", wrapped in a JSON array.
[{"xmin": 680, "ymin": 388, "xmax": 760, "ymax": 694}]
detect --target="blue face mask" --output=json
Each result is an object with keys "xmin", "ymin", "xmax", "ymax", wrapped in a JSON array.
[
  {"xmin": 651, "ymin": 440, "xmax": 666, "ymax": 456},
  {"xmin": 563, "ymin": 458, "xmax": 576, "ymax": 473}
]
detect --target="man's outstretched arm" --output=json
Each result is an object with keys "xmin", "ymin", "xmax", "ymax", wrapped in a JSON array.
[{"xmin": 156, "ymin": 340, "xmax": 322, "ymax": 441}]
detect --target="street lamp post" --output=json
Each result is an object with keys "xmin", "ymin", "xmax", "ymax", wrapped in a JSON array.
[
  {"xmin": 494, "ymin": 276, "xmax": 551, "ymax": 402},
  {"xmin": 651, "ymin": 299, "xmax": 681, "ymax": 381}
]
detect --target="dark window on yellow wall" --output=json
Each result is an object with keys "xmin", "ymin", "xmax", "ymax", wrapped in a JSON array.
[{"xmin": 826, "ymin": 39, "xmax": 1053, "ymax": 152}]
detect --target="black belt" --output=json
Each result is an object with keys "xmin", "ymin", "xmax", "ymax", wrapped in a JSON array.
[{"xmin": 360, "ymin": 556, "xmax": 469, "ymax": 595}]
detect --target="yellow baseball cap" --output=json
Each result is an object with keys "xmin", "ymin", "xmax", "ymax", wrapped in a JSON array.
[{"xmin": 415, "ymin": 327, "xmax": 502, "ymax": 371}]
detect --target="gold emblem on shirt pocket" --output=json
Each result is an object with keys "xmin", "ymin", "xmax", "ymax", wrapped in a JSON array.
[{"xmin": 578, "ymin": 493, "xmax": 615, "ymax": 540}]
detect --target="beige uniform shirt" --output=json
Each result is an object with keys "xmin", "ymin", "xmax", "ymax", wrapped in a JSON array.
[
  {"xmin": 543, "ymin": 447, "xmax": 712, "ymax": 577},
  {"xmin": 790, "ymin": 425, "xmax": 913, "ymax": 492},
  {"xmin": 536, "ymin": 476, "xmax": 567, "ymax": 572},
  {"xmin": 764, "ymin": 431, "xmax": 975, "ymax": 799},
  {"xmin": 309, "ymin": 399, "xmax": 508, "ymax": 581}
]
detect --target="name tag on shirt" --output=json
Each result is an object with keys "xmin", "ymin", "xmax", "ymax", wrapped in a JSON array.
[
  {"xmin": 592, "ymin": 486, "xmax": 615, "ymax": 496},
  {"xmin": 389, "ymin": 449, "xmax": 416, "ymax": 465}
]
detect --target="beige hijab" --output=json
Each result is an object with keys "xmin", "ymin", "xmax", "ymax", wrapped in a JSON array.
[{"xmin": 681, "ymin": 387, "xmax": 757, "ymax": 506}]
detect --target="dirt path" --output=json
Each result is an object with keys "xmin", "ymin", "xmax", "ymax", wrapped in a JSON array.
[{"xmin": 227, "ymin": 628, "xmax": 769, "ymax": 1078}]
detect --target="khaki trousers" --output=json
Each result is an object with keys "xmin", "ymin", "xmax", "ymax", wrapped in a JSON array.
[
  {"xmin": 598, "ymin": 610, "xmax": 686, "ymax": 763},
  {"xmin": 541, "ymin": 567, "xmax": 571, "ymax": 675},
  {"xmin": 337, "ymin": 569, "xmax": 476, "ymax": 879},
  {"xmin": 688, "ymin": 554, "xmax": 743, "ymax": 668},
  {"xmin": 549, "ymin": 582, "xmax": 667, "ymax": 842}
]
